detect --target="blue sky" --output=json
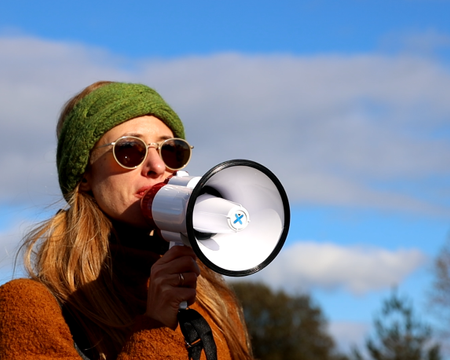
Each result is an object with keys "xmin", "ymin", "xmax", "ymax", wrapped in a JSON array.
[
  {"xmin": 3, "ymin": 0, "xmax": 450, "ymax": 57},
  {"xmin": 1, "ymin": 0, "xmax": 450, "ymax": 354}
]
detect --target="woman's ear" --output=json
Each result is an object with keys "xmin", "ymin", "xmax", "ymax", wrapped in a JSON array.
[{"xmin": 79, "ymin": 174, "xmax": 92, "ymax": 192}]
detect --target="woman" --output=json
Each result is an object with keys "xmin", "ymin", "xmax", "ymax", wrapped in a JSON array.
[{"xmin": 0, "ymin": 81, "xmax": 254, "ymax": 360}]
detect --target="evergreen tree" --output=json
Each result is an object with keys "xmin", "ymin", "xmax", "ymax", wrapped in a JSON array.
[
  {"xmin": 232, "ymin": 281, "xmax": 346, "ymax": 360},
  {"xmin": 429, "ymin": 238, "xmax": 450, "ymax": 350},
  {"xmin": 351, "ymin": 290, "xmax": 441, "ymax": 360}
]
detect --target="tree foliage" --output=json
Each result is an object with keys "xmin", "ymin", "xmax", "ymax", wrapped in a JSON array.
[
  {"xmin": 231, "ymin": 281, "xmax": 345, "ymax": 360},
  {"xmin": 351, "ymin": 290, "xmax": 441, "ymax": 360},
  {"xmin": 429, "ymin": 239, "xmax": 450, "ymax": 336}
]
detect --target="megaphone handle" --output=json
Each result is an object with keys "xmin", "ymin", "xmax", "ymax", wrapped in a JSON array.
[
  {"xmin": 169, "ymin": 241, "xmax": 185, "ymax": 248},
  {"xmin": 169, "ymin": 241, "xmax": 188, "ymax": 310}
]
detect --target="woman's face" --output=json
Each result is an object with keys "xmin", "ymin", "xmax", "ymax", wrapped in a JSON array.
[{"xmin": 83, "ymin": 115, "xmax": 175, "ymax": 227}]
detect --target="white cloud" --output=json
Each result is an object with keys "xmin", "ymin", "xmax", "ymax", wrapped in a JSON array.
[
  {"xmin": 240, "ymin": 241, "xmax": 427, "ymax": 295},
  {"xmin": 0, "ymin": 35, "xmax": 449, "ymax": 216},
  {"xmin": 379, "ymin": 29, "xmax": 450, "ymax": 56}
]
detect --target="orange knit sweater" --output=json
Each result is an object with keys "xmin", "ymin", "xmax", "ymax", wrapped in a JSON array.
[
  {"xmin": 0, "ymin": 278, "xmax": 234, "ymax": 359},
  {"xmin": 0, "ymin": 233, "xmax": 241, "ymax": 360}
]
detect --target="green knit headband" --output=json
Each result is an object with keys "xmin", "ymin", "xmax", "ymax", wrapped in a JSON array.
[{"xmin": 57, "ymin": 82, "xmax": 185, "ymax": 197}]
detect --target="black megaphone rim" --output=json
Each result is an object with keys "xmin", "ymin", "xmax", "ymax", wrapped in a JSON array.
[{"xmin": 185, "ymin": 159, "xmax": 290, "ymax": 277}]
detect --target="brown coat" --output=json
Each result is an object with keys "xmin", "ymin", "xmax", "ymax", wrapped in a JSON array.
[{"xmin": 0, "ymin": 278, "xmax": 234, "ymax": 360}]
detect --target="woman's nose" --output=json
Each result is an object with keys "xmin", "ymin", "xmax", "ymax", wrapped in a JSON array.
[{"xmin": 141, "ymin": 148, "xmax": 166, "ymax": 178}]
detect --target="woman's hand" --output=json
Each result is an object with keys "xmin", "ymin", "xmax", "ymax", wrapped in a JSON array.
[{"xmin": 145, "ymin": 245, "xmax": 200, "ymax": 330}]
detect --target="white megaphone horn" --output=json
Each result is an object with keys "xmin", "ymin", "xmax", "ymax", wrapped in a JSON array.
[{"xmin": 141, "ymin": 159, "xmax": 290, "ymax": 277}]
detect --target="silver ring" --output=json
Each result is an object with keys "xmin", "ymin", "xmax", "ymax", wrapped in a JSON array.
[{"xmin": 179, "ymin": 273, "xmax": 185, "ymax": 286}]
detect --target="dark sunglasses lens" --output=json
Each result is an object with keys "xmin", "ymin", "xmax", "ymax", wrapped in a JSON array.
[
  {"xmin": 114, "ymin": 138, "xmax": 146, "ymax": 168},
  {"xmin": 161, "ymin": 139, "xmax": 191, "ymax": 170}
]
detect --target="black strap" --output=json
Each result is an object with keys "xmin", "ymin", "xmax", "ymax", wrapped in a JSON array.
[
  {"xmin": 178, "ymin": 308, "xmax": 217, "ymax": 360},
  {"xmin": 74, "ymin": 342, "xmax": 92, "ymax": 360}
]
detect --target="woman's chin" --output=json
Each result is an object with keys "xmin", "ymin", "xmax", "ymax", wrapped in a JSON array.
[
  {"xmin": 124, "ymin": 216, "xmax": 152, "ymax": 229},
  {"xmin": 108, "ymin": 207, "xmax": 152, "ymax": 230}
]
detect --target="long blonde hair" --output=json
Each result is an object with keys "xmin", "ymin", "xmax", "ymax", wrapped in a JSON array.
[{"xmin": 21, "ymin": 81, "xmax": 254, "ymax": 359}]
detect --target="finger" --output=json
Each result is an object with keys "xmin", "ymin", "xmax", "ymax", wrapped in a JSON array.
[
  {"xmin": 174, "ymin": 272, "xmax": 198, "ymax": 288},
  {"xmin": 159, "ymin": 246, "xmax": 197, "ymax": 264},
  {"xmin": 154, "ymin": 286, "xmax": 197, "ymax": 310},
  {"xmin": 177, "ymin": 273, "xmax": 186, "ymax": 287},
  {"xmin": 176, "ymin": 287, "xmax": 197, "ymax": 307},
  {"xmin": 152, "ymin": 254, "xmax": 200, "ymax": 278},
  {"xmin": 172, "ymin": 257, "xmax": 201, "ymax": 276},
  {"xmin": 145, "ymin": 287, "xmax": 197, "ymax": 329}
]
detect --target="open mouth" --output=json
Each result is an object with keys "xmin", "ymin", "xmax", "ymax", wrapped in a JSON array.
[{"xmin": 136, "ymin": 187, "xmax": 152, "ymax": 198}]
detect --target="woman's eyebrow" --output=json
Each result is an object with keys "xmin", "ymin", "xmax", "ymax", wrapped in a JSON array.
[
  {"xmin": 121, "ymin": 132, "xmax": 173, "ymax": 141},
  {"xmin": 158, "ymin": 135, "xmax": 172, "ymax": 141},
  {"xmin": 121, "ymin": 132, "xmax": 143, "ymax": 138}
]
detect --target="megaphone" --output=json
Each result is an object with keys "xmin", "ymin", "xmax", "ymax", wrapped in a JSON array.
[{"xmin": 141, "ymin": 159, "xmax": 290, "ymax": 277}]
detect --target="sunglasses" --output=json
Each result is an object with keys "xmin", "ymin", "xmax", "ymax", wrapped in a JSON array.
[{"xmin": 96, "ymin": 136, "xmax": 193, "ymax": 171}]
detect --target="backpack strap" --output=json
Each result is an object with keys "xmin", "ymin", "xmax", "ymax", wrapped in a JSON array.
[{"xmin": 178, "ymin": 308, "xmax": 217, "ymax": 360}]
